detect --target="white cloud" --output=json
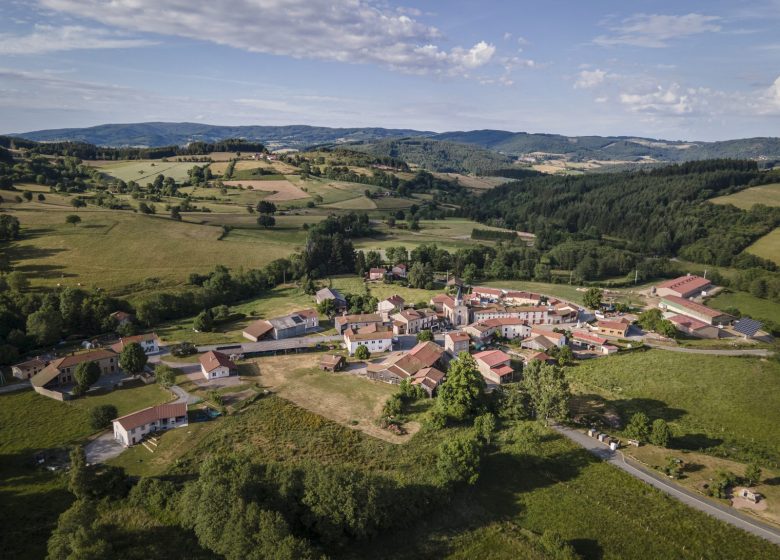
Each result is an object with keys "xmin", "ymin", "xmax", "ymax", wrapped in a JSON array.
[
  {"xmin": 0, "ymin": 24, "xmax": 156, "ymax": 54},
  {"xmin": 619, "ymin": 84, "xmax": 696, "ymax": 115},
  {"xmin": 594, "ymin": 13, "xmax": 722, "ymax": 48},
  {"xmin": 574, "ymin": 69, "xmax": 607, "ymax": 89},
  {"xmin": 38, "ymin": 0, "xmax": 495, "ymax": 76}
]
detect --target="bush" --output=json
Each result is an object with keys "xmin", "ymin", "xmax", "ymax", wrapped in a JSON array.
[
  {"xmin": 89, "ymin": 404, "xmax": 118, "ymax": 430},
  {"xmin": 436, "ymin": 432, "xmax": 484, "ymax": 486},
  {"xmin": 154, "ymin": 364, "xmax": 178, "ymax": 387},
  {"xmin": 354, "ymin": 345, "xmax": 370, "ymax": 360}
]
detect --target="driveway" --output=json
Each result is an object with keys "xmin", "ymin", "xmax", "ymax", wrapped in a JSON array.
[
  {"xmin": 85, "ymin": 431, "xmax": 125, "ymax": 464},
  {"xmin": 553, "ymin": 424, "xmax": 780, "ymax": 546}
]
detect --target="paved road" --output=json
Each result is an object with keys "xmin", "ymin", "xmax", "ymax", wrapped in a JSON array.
[
  {"xmin": 0, "ymin": 380, "xmax": 31, "ymax": 394},
  {"xmin": 644, "ymin": 342, "xmax": 773, "ymax": 357},
  {"xmin": 553, "ymin": 424, "xmax": 780, "ymax": 546}
]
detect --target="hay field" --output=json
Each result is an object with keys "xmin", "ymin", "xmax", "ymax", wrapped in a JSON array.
[
  {"xmin": 95, "ymin": 160, "xmax": 194, "ymax": 183},
  {"xmin": 745, "ymin": 227, "xmax": 780, "ymax": 265},
  {"xmin": 432, "ymin": 173, "xmax": 508, "ymax": 190},
  {"xmin": 323, "ymin": 196, "xmax": 377, "ymax": 210},
  {"xmin": 209, "ymin": 159, "xmax": 297, "ymax": 175},
  {"xmin": 223, "ymin": 179, "xmax": 309, "ymax": 201},
  {"xmin": 711, "ymin": 183, "xmax": 780, "ymax": 210}
]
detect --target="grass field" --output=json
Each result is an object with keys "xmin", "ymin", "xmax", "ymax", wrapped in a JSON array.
[
  {"xmin": 354, "ymin": 219, "xmax": 512, "ymax": 254},
  {"xmin": 223, "ymin": 179, "xmax": 309, "ymax": 201},
  {"xmin": 5, "ymin": 207, "xmax": 301, "ymax": 292},
  {"xmin": 745, "ymin": 227, "xmax": 780, "ymax": 265},
  {"xmin": 708, "ymin": 289, "xmax": 780, "ymax": 322},
  {"xmin": 432, "ymin": 172, "xmax": 509, "ymax": 190},
  {"xmin": 323, "ymin": 195, "xmax": 377, "ymax": 210},
  {"xmin": 566, "ymin": 350, "xmax": 780, "ymax": 464},
  {"xmin": 95, "ymin": 160, "xmax": 195, "ymax": 184},
  {"xmin": 0, "ymin": 383, "xmax": 172, "ymax": 559},
  {"xmin": 711, "ymin": 183, "xmax": 780, "ymax": 210}
]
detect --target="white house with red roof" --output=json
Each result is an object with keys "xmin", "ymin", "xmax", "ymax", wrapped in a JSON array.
[
  {"xmin": 199, "ymin": 350, "xmax": 238, "ymax": 380},
  {"xmin": 391, "ymin": 263, "xmax": 408, "ymax": 279},
  {"xmin": 112, "ymin": 402, "xmax": 188, "ymax": 447},
  {"xmin": 110, "ymin": 333, "xmax": 160, "ymax": 355},
  {"xmin": 474, "ymin": 349, "xmax": 515, "ymax": 384},
  {"xmin": 344, "ymin": 324, "xmax": 394, "ymax": 355}
]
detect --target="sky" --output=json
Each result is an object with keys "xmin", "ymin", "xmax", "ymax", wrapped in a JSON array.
[{"xmin": 0, "ymin": 0, "xmax": 779, "ymax": 140}]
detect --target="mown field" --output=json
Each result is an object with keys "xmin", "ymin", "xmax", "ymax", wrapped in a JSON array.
[
  {"xmin": 708, "ymin": 289, "xmax": 780, "ymax": 321},
  {"xmin": 566, "ymin": 350, "xmax": 780, "ymax": 464},
  {"xmin": 711, "ymin": 182, "xmax": 780, "ymax": 210},
  {"xmin": 745, "ymin": 227, "xmax": 780, "ymax": 265},
  {"xmin": 95, "ymin": 160, "xmax": 195, "ymax": 183}
]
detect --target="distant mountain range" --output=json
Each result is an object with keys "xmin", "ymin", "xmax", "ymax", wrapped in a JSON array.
[{"xmin": 11, "ymin": 121, "xmax": 780, "ymax": 163}]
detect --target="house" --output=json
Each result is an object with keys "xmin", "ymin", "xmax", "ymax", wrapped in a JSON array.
[
  {"xmin": 443, "ymin": 287, "xmax": 469, "ymax": 327},
  {"xmin": 391, "ymin": 263, "xmax": 408, "ymax": 279},
  {"xmin": 571, "ymin": 330, "xmax": 616, "ymax": 354},
  {"xmin": 199, "ymin": 350, "xmax": 238, "ymax": 380},
  {"xmin": 110, "ymin": 310, "xmax": 134, "ymax": 328},
  {"xmin": 110, "ymin": 333, "xmax": 160, "ymax": 355},
  {"xmin": 445, "ymin": 331, "xmax": 471, "ymax": 356},
  {"xmin": 522, "ymin": 329, "xmax": 566, "ymax": 352},
  {"xmin": 112, "ymin": 402, "xmax": 188, "ymax": 447},
  {"xmin": 368, "ymin": 268, "xmax": 386, "ymax": 281},
  {"xmin": 553, "ymin": 303, "xmax": 579, "ymax": 322},
  {"xmin": 655, "ymin": 275, "xmax": 712, "ymax": 299},
  {"xmin": 472, "ymin": 286, "xmax": 504, "ymax": 302},
  {"xmin": 411, "ymin": 367, "xmax": 446, "ymax": 397},
  {"xmin": 31, "ymin": 349, "xmax": 119, "ymax": 392},
  {"xmin": 390, "ymin": 308, "xmax": 437, "ymax": 335},
  {"xmin": 11, "ymin": 356, "xmax": 49, "ymax": 380},
  {"xmin": 515, "ymin": 349, "xmax": 554, "ymax": 365},
  {"xmin": 377, "ymin": 295, "xmax": 405, "ymax": 320},
  {"xmin": 596, "ymin": 320, "xmax": 630, "ymax": 338},
  {"xmin": 474, "ymin": 350, "xmax": 515, "ymax": 384},
  {"xmin": 266, "ymin": 309, "xmax": 320, "ymax": 339},
  {"xmin": 365, "ymin": 341, "xmax": 445, "ymax": 382},
  {"xmin": 430, "ymin": 294, "xmax": 453, "ymax": 313},
  {"xmin": 319, "ymin": 354, "xmax": 346, "ymax": 371},
  {"xmin": 464, "ymin": 317, "xmax": 530, "ymax": 342},
  {"xmin": 242, "ymin": 319, "xmax": 273, "ymax": 342},
  {"xmin": 315, "ymin": 287, "xmax": 347, "ymax": 312},
  {"xmin": 668, "ymin": 314, "xmax": 720, "ymax": 339},
  {"xmin": 511, "ymin": 306, "xmax": 550, "ymax": 325},
  {"xmin": 504, "ymin": 290, "xmax": 541, "ymax": 306},
  {"xmin": 344, "ymin": 325, "xmax": 394, "ymax": 355},
  {"xmin": 659, "ymin": 295, "xmax": 732, "ymax": 326},
  {"xmin": 335, "ymin": 313, "xmax": 385, "ymax": 334}
]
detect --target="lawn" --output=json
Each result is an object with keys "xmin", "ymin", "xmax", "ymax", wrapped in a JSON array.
[
  {"xmin": 745, "ymin": 227, "xmax": 780, "ymax": 265},
  {"xmin": 566, "ymin": 350, "xmax": 780, "ymax": 464},
  {"xmin": 482, "ymin": 280, "xmax": 589, "ymax": 304},
  {"xmin": 0, "ymin": 383, "xmax": 172, "ymax": 560},
  {"xmin": 711, "ymin": 182, "xmax": 780, "ymax": 210},
  {"xmin": 5, "ymin": 207, "xmax": 302, "ymax": 292},
  {"xmin": 708, "ymin": 289, "xmax": 780, "ymax": 323},
  {"xmin": 330, "ymin": 275, "xmax": 442, "ymax": 305}
]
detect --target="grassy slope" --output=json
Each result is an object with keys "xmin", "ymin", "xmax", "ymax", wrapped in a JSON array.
[
  {"xmin": 0, "ymin": 384, "xmax": 171, "ymax": 560},
  {"xmin": 97, "ymin": 160, "xmax": 195, "ymax": 183},
  {"xmin": 745, "ymin": 227, "xmax": 780, "ymax": 265},
  {"xmin": 711, "ymin": 183, "xmax": 780, "ymax": 210},
  {"xmin": 708, "ymin": 289, "xmax": 780, "ymax": 320},
  {"xmin": 566, "ymin": 350, "xmax": 780, "ymax": 463}
]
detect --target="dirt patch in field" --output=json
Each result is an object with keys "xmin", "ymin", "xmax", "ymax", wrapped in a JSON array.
[{"xmin": 223, "ymin": 180, "xmax": 309, "ymax": 201}]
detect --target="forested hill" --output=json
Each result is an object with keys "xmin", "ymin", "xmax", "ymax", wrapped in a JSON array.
[
  {"xmin": 471, "ymin": 159, "xmax": 780, "ymax": 268},
  {"xmin": 348, "ymin": 137, "xmax": 513, "ymax": 174},
  {"xmin": 12, "ymin": 122, "xmax": 431, "ymax": 150},
  {"xmin": 11, "ymin": 121, "xmax": 780, "ymax": 162}
]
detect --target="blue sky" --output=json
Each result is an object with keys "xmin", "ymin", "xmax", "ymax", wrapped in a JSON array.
[{"xmin": 0, "ymin": 0, "xmax": 779, "ymax": 140}]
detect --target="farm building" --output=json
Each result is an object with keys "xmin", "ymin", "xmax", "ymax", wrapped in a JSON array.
[
  {"xmin": 110, "ymin": 333, "xmax": 160, "ymax": 354},
  {"xmin": 377, "ymin": 295, "xmax": 405, "ymax": 320},
  {"xmin": 390, "ymin": 308, "xmax": 438, "ymax": 335},
  {"xmin": 474, "ymin": 350, "xmax": 515, "ymax": 384},
  {"xmin": 31, "ymin": 349, "xmax": 119, "ymax": 396},
  {"xmin": 655, "ymin": 275, "xmax": 713, "ymax": 299},
  {"xmin": 319, "ymin": 354, "xmax": 346, "ymax": 372},
  {"xmin": 504, "ymin": 290, "xmax": 542, "ymax": 306},
  {"xmin": 445, "ymin": 331, "xmax": 471, "ymax": 356},
  {"xmin": 596, "ymin": 320, "xmax": 630, "ymax": 337},
  {"xmin": 659, "ymin": 295, "xmax": 732, "ymax": 326},
  {"xmin": 344, "ymin": 325, "xmax": 394, "ymax": 355},
  {"xmin": 472, "ymin": 286, "xmax": 504, "ymax": 302},
  {"xmin": 334, "ymin": 313, "xmax": 385, "ymax": 334},
  {"xmin": 199, "ymin": 350, "xmax": 238, "ymax": 380},
  {"xmin": 411, "ymin": 367, "xmax": 446, "ymax": 397},
  {"xmin": 11, "ymin": 356, "xmax": 49, "ymax": 380},
  {"xmin": 244, "ymin": 309, "xmax": 320, "ymax": 341},
  {"xmin": 242, "ymin": 319, "xmax": 273, "ymax": 342},
  {"xmin": 571, "ymin": 331, "xmax": 617, "ymax": 354},
  {"xmin": 668, "ymin": 314, "xmax": 720, "ymax": 339},
  {"xmin": 112, "ymin": 402, "xmax": 188, "ymax": 447},
  {"xmin": 366, "ymin": 341, "xmax": 445, "ymax": 383},
  {"xmin": 315, "ymin": 287, "xmax": 347, "ymax": 312},
  {"xmin": 368, "ymin": 268, "xmax": 386, "ymax": 281}
]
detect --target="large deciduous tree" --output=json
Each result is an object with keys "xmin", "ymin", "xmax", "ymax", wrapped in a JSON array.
[
  {"xmin": 436, "ymin": 352, "xmax": 485, "ymax": 421},
  {"xmin": 119, "ymin": 341, "xmax": 148, "ymax": 374},
  {"xmin": 521, "ymin": 361, "xmax": 570, "ymax": 423}
]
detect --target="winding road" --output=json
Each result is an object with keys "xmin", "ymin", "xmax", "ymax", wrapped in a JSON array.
[{"xmin": 553, "ymin": 424, "xmax": 780, "ymax": 546}]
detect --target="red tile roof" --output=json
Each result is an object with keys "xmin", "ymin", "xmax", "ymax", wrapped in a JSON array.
[
  {"xmin": 656, "ymin": 275, "xmax": 711, "ymax": 294},
  {"xmin": 597, "ymin": 320, "xmax": 630, "ymax": 332},
  {"xmin": 474, "ymin": 349, "xmax": 510, "ymax": 367},
  {"xmin": 199, "ymin": 350, "xmax": 237, "ymax": 373},
  {"xmin": 472, "ymin": 286, "xmax": 504, "ymax": 297},
  {"xmin": 110, "ymin": 333, "xmax": 159, "ymax": 352},
  {"xmin": 114, "ymin": 402, "xmax": 187, "ymax": 431},
  {"xmin": 491, "ymin": 364, "xmax": 514, "ymax": 377},
  {"xmin": 446, "ymin": 331, "xmax": 471, "ymax": 342},
  {"xmin": 572, "ymin": 330, "xmax": 608, "ymax": 345},
  {"xmin": 661, "ymin": 295, "xmax": 727, "ymax": 319},
  {"xmin": 668, "ymin": 313, "xmax": 711, "ymax": 331},
  {"xmin": 408, "ymin": 341, "xmax": 444, "ymax": 367}
]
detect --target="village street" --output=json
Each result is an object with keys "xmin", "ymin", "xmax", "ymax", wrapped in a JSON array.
[{"xmin": 553, "ymin": 424, "xmax": 780, "ymax": 546}]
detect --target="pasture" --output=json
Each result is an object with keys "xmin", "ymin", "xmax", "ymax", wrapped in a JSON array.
[
  {"xmin": 223, "ymin": 179, "xmax": 309, "ymax": 201},
  {"xmin": 566, "ymin": 350, "xmax": 780, "ymax": 464},
  {"xmin": 708, "ymin": 289, "xmax": 780, "ymax": 322},
  {"xmin": 95, "ymin": 160, "xmax": 195, "ymax": 183},
  {"xmin": 745, "ymin": 227, "xmax": 780, "ymax": 265},
  {"xmin": 711, "ymin": 183, "xmax": 780, "ymax": 210},
  {"xmin": 432, "ymin": 172, "xmax": 508, "ymax": 190}
]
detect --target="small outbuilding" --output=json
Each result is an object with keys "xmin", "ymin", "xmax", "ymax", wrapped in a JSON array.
[{"xmin": 319, "ymin": 354, "xmax": 346, "ymax": 372}]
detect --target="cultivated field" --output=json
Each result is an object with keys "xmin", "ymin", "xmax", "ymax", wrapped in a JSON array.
[
  {"xmin": 223, "ymin": 179, "xmax": 309, "ymax": 201},
  {"xmin": 566, "ymin": 350, "xmax": 780, "ymax": 463},
  {"xmin": 745, "ymin": 227, "xmax": 780, "ymax": 265},
  {"xmin": 711, "ymin": 183, "xmax": 780, "ymax": 210}
]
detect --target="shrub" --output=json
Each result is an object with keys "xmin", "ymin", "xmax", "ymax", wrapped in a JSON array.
[{"xmin": 89, "ymin": 404, "xmax": 118, "ymax": 430}]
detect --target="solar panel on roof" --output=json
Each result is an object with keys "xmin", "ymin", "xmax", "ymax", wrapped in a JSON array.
[{"xmin": 733, "ymin": 318, "xmax": 762, "ymax": 337}]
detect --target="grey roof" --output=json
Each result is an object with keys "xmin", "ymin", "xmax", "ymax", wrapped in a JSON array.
[
  {"xmin": 316, "ymin": 287, "xmax": 345, "ymax": 302},
  {"xmin": 734, "ymin": 318, "xmax": 762, "ymax": 337},
  {"xmin": 269, "ymin": 314, "xmax": 305, "ymax": 330}
]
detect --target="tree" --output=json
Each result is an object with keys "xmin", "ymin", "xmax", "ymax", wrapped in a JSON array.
[
  {"xmin": 257, "ymin": 214, "xmax": 276, "ymax": 228},
  {"xmin": 497, "ymin": 383, "xmax": 530, "ymax": 420},
  {"xmin": 257, "ymin": 201, "xmax": 277, "ymax": 214},
  {"xmin": 744, "ymin": 462, "xmax": 762, "ymax": 486},
  {"xmin": 26, "ymin": 302, "xmax": 63, "ymax": 345},
  {"xmin": 89, "ymin": 404, "xmax": 118, "ymax": 430},
  {"xmin": 317, "ymin": 298, "xmax": 336, "ymax": 317},
  {"xmin": 522, "ymin": 361, "xmax": 570, "ymax": 423},
  {"xmin": 657, "ymin": 319, "xmax": 678, "ymax": 338},
  {"xmin": 416, "ymin": 329, "xmax": 434, "ymax": 342},
  {"xmin": 22, "ymin": 190, "xmax": 32, "ymax": 201},
  {"xmin": 68, "ymin": 445, "xmax": 90, "ymax": 499},
  {"xmin": 473, "ymin": 412, "xmax": 497, "ymax": 444},
  {"xmin": 65, "ymin": 214, "xmax": 82, "ymax": 226},
  {"xmin": 555, "ymin": 345, "xmax": 574, "ymax": 366},
  {"xmin": 649, "ymin": 418, "xmax": 672, "ymax": 447},
  {"xmin": 37, "ymin": 193, "xmax": 46, "ymax": 201},
  {"xmin": 383, "ymin": 393, "xmax": 403, "ymax": 417},
  {"xmin": 170, "ymin": 207, "xmax": 182, "ymax": 221},
  {"xmin": 71, "ymin": 197, "xmax": 86, "ymax": 208},
  {"xmin": 193, "ymin": 309, "xmax": 214, "ymax": 332},
  {"xmin": 437, "ymin": 352, "xmax": 485, "ymax": 421},
  {"xmin": 583, "ymin": 287, "xmax": 603, "ymax": 310},
  {"xmin": 408, "ymin": 262, "xmax": 433, "ymax": 289},
  {"xmin": 74, "ymin": 361, "xmax": 101, "ymax": 393},
  {"xmin": 354, "ymin": 344, "xmax": 370, "ymax": 360},
  {"xmin": 624, "ymin": 412, "xmax": 651, "ymax": 442},
  {"xmin": 6, "ymin": 270, "xmax": 29, "ymax": 291},
  {"xmin": 436, "ymin": 433, "xmax": 483, "ymax": 486},
  {"xmin": 119, "ymin": 342, "xmax": 147, "ymax": 374},
  {"xmin": 154, "ymin": 364, "xmax": 177, "ymax": 387}
]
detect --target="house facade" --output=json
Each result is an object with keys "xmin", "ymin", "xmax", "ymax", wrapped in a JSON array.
[
  {"xmin": 377, "ymin": 295, "xmax": 405, "ymax": 320},
  {"xmin": 444, "ymin": 331, "xmax": 470, "ymax": 356},
  {"xmin": 344, "ymin": 325, "xmax": 394, "ymax": 355},
  {"xmin": 113, "ymin": 402, "xmax": 188, "ymax": 447},
  {"xmin": 31, "ymin": 349, "xmax": 119, "ymax": 393},
  {"xmin": 199, "ymin": 350, "xmax": 238, "ymax": 380},
  {"xmin": 596, "ymin": 320, "xmax": 630, "ymax": 338},
  {"xmin": 390, "ymin": 308, "xmax": 437, "ymax": 335},
  {"xmin": 110, "ymin": 333, "xmax": 160, "ymax": 355},
  {"xmin": 11, "ymin": 356, "xmax": 49, "ymax": 380},
  {"xmin": 368, "ymin": 268, "xmax": 386, "ymax": 281},
  {"xmin": 474, "ymin": 350, "xmax": 515, "ymax": 384},
  {"xmin": 391, "ymin": 263, "xmax": 408, "ymax": 279},
  {"xmin": 335, "ymin": 313, "xmax": 385, "ymax": 334}
]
